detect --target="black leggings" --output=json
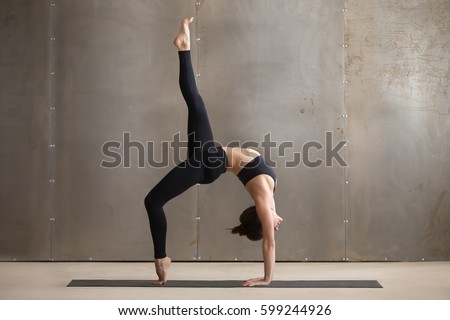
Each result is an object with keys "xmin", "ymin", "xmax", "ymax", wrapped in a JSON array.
[{"xmin": 144, "ymin": 51, "xmax": 227, "ymax": 259}]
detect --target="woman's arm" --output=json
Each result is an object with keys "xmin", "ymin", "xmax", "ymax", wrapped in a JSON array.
[{"xmin": 241, "ymin": 197, "xmax": 275, "ymax": 286}]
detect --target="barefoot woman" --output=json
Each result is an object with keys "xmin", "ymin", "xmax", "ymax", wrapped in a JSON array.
[{"xmin": 144, "ymin": 17, "xmax": 283, "ymax": 286}]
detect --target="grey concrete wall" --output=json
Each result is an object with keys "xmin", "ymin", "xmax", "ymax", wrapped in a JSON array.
[
  {"xmin": 0, "ymin": 0, "xmax": 51, "ymax": 260},
  {"xmin": 345, "ymin": 0, "xmax": 450, "ymax": 261},
  {"xmin": 51, "ymin": 0, "xmax": 202, "ymax": 260},
  {"xmin": 0, "ymin": 0, "xmax": 448, "ymax": 261},
  {"xmin": 196, "ymin": 0, "xmax": 346, "ymax": 261}
]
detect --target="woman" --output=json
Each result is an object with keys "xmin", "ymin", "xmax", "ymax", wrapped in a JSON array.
[{"xmin": 144, "ymin": 17, "xmax": 283, "ymax": 286}]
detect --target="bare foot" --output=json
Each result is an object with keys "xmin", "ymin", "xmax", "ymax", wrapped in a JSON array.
[
  {"xmin": 173, "ymin": 17, "xmax": 194, "ymax": 51},
  {"xmin": 153, "ymin": 257, "xmax": 171, "ymax": 285}
]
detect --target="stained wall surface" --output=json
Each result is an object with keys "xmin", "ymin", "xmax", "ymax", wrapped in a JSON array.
[
  {"xmin": 345, "ymin": 0, "xmax": 450, "ymax": 261},
  {"xmin": 0, "ymin": 0, "xmax": 448, "ymax": 261}
]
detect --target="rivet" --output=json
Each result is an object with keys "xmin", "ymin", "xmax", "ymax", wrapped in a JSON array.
[
  {"xmin": 193, "ymin": 257, "xmax": 197, "ymax": 260},
  {"xmin": 196, "ymin": 38, "xmax": 201, "ymax": 41},
  {"xmin": 234, "ymin": 258, "xmax": 238, "ymax": 261},
  {"xmin": 385, "ymin": 258, "xmax": 388, "ymax": 261},
  {"xmin": 342, "ymin": 8, "xmax": 348, "ymax": 12},
  {"xmin": 345, "ymin": 181, "xmax": 349, "ymax": 184},
  {"xmin": 305, "ymin": 258, "xmax": 308, "ymax": 261},
  {"xmin": 196, "ymin": 74, "xmax": 201, "ymax": 77},
  {"xmin": 422, "ymin": 258, "xmax": 425, "ymax": 261},
  {"xmin": 49, "ymin": 179, "xmax": 55, "ymax": 182},
  {"xmin": 195, "ymin": 217, "xmax": 200, "ymax": 220},
  {"xmin": 198, "ymin": 257, "xmax": 201, "ymax": 260},
  {"xmin": 89, "ymin": 257, "xmax": 93, "ymax": 261},
  {"xmin": 341, "ymin": 44, "xmax": 348, "ymax": 48},
  {"xmin": 343, "ymin": 80, "xmax": 348, "ymax": 84},
  {"xmin": 50, "ymin": 72, "xmax": 55, "ymax": 75},
  {"xmin": 50, "ymin": 3, "xmax": 56, "ymax": 7}
]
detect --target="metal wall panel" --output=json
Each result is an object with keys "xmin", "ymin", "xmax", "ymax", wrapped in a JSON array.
[
  {"xmin": 345, "ymin": 0, "xmax": 450, "ymax": 260},
  {"xmin": 0, "ymin": 0, "xmax": 51, "ymax": 260},
  {"xmin": 1, "ymin": 0, "xmax": 448, "ymax": 262},
  {"xmin": 196, "ymin": 0, "xmax": 346, "ymax": 261},
  {"xmin": 51, "ymin": 0, "xmax": 198, "ymax": 260}
]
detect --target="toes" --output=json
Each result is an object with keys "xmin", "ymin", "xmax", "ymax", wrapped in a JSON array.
[{"xmin": 183, "ymin": 17, "xmax": 194, "ymax": 25}]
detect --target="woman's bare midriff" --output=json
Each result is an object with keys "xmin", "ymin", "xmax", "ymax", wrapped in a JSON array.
[
  {"xmin": 221, "ymin": 147, "xmax": 276, "ymax": 196},
  {"xmin": 221, "ymin": 146, "xmax": 260, "ymax": 174}
]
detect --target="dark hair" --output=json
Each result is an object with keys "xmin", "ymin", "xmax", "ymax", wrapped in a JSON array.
[{"xmin": 231, "ymin": 205, "xmax": 262, "ymax": 241}]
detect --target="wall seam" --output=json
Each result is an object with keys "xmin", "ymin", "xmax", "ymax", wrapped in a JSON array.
[
  {"xmin": 194, "ymin": 0, "xmax": 202, "ymax": 261},
  {"xmin": 47, "ymin": 0, "xmax": 57, "ymax": 261},
  {"xmin": 342, "ymin": 0, "xmax": 349, "ymax": 262}
]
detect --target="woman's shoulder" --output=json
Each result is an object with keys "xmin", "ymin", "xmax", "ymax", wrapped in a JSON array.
[{"xmin": 246, "ymin": 176, "xmax": 275, "ymax": 198}]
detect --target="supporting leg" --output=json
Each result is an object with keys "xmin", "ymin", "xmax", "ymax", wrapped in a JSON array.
[{"xmin": 144, "ymin": 156, "xmax": 204, "ymax": 284}]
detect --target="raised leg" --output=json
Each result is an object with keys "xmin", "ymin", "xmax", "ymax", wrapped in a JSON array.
[
  {"xmin": 173, "ymin": 17, "xmax": 193, "ymax": 51},
  {"xmin": 174, "ymin": 18, "xmax": 215, "ymax": 157}
]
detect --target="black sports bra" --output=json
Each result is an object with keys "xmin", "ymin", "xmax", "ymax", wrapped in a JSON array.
[{"xmin": 237, "ymin": 155, "xmax": 277, "ymax": 192}]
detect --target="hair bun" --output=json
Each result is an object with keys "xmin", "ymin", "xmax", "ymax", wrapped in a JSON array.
[
  {"xmin": 231, "ymin": 225, "xmax": 243, "ymax": 236},
  {"xmin": 230, "ymin": 206, "xmax": 263, "ymax": 241}
]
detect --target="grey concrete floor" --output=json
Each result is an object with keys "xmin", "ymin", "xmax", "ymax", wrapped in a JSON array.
[{"xmin": 0, "ymin": 262, "xmax": 449, "ymax": 300}]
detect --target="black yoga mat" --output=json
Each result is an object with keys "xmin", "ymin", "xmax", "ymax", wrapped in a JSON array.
[{"xmin": 67, "ymin": 279, "xmax": 382, "ymax": 288}]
